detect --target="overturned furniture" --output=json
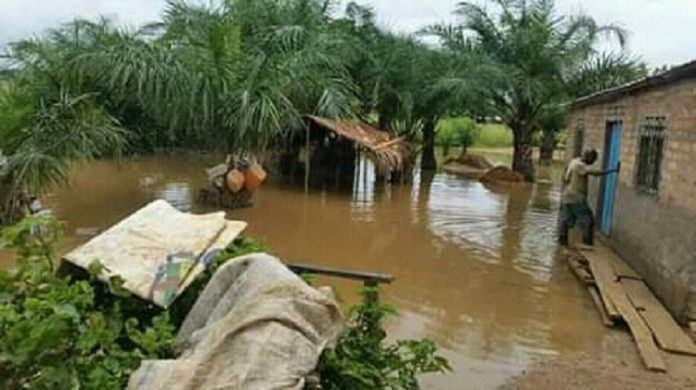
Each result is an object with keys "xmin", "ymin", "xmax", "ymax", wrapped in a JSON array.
[
  {"xmin": 61, "ymin": 200, "xmax": 247, "ymax": 308},
  {"xmin": 198, "ymin": 157, "xmax": 267, "ymax": 209},
  {"xmin": 565, "ymin": 246, "xmax": 696, "ymax": 372}
]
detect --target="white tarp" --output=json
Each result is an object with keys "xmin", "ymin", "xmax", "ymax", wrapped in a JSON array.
[
  {"xmin": 128, "ymin": 253, "xmax": 344, "ymax": 390},
  {"xmin": 62, "ymin": 200, "xmax": 247, "ymax": 307}
]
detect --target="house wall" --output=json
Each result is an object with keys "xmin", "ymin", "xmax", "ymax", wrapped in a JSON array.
[{"xmin": 566, "ymin": 78, "xmax": 696, "ymax": 323}]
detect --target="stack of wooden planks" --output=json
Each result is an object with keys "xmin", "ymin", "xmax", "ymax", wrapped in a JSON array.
[{"xmin": 565, "ymin": 245, "xmax": 696, "ymax": 372}]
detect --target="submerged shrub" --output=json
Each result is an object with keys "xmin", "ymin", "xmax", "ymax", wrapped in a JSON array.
[
  {"xmin": 317, "ymin": 288, "xmax": 451, "ymax": 389},
  {"xmin": 0, "ymin": 215, "xmax": 176, "ymax": 389}
]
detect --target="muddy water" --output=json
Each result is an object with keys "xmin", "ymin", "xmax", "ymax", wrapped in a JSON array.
[{"xmin": 6, "ymin": 153, "xmax": 608, "ymax": 388}]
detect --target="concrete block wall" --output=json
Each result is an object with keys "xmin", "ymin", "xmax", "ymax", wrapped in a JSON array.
[{"xmin": 566, "ymin": 79, "xmax": 696, "ymax": 323}]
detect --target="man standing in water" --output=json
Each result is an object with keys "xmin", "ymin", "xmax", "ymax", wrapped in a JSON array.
[{"xmin": 559, "ymin": 149, "xmax": 620, "ymax": 247}]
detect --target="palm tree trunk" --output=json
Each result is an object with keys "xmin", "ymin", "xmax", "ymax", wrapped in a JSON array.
[
  {"xmin": 539, "ymin": 130, "xmax": 556, "ymax": 165},
  {"xmin": 511, "ymin": 125, "xmax": 535, "ymax": 181},
  {"xmin": 421, "ymin": 117, "xmax": 437, "ymax": 171}
]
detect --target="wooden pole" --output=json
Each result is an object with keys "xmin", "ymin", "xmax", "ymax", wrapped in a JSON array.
[
  {"xmin": 304, "ymin": 124, "xmax": 310, "ymax": 192},
  {"xmin": 362, "ymin": 150, "xmax": 367, "ymax": 199}
]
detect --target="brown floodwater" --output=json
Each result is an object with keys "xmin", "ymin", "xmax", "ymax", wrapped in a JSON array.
[{"xmin": 2, "ymin": 153, "xmax": 609, "ymax": 388}]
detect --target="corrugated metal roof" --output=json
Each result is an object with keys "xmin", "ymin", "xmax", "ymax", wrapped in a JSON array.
[{"xmin": 570, "ymin": 59, "xmax": 696, "ymax": 108}]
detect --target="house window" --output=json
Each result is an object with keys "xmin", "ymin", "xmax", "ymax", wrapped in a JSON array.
[{"xmin": 635, "ymin": 116, "xmax": 666, "ymax": 194}]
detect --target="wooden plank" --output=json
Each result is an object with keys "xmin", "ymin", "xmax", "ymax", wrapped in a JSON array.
[
  {"xmin": 585, "ymin": 249, "xmax": 666, "ymax": 371},
  {"xmin": 617, "ymin": 296, "xmax": 668, "ymax": 372},
  {"xmin": 582, "ymin": 246, "xmax": 642, "ymax": 280},
  {"xmin": 609, "ymin": 282, "xmax": 667, "ymax": 371},
  {"xmin": 586, "ymin": 252, "xmax": 622, "ymax": 320},
  {"xmin": 622, "ymin": 278, "xmax": 662, "ymax": 310},
  {"xmin": 588, "ymin": 286, "xmax": 614, "ymax": 327},
  {"xmin": 622, "ymin": 279, "xmax": 696, "ymax": 356},
  {"xmin": 605, "ymin": 253, "xmax": 642, "ymax": 280}
]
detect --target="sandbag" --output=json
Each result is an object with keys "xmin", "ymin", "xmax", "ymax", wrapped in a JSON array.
[{"xmin": 128, "ymin": 253, "xmax": 343, "ymax": 390}]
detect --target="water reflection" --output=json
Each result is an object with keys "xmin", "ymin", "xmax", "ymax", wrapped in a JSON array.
[
  {"xmin": 156, "ymin": 182, "xmax": 193, "ymax": 211},
  {"xmin": 5, "ymin": 154, "xmax": 606, "ymax": 388}
]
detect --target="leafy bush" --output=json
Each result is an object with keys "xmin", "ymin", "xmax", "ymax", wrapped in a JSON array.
[
  {"xmin": 0, "ymin": 215, "xmax": 176, "ymax": 389},
  {"xmin": 317, "ymin": 288, "xmax": 450, "ymax": 389},
  {"xmin": 0, "ymin": 216, "xmax": 448, "ymax": 389},
  {"xmin": 437, "ymin": 117, "xmax": 482, "ymax": 156}
]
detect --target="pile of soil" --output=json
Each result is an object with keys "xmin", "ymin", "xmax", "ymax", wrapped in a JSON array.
[
  {"xmin": 442, "ymin": 153, "xmax": 494, "ymax": 179},
  {"xmin": 444, "ymin": 153, "xmax": 494, "ymax": 170},
  {"xmin": 478, "ymin": 166, "xmax": 526, "ymax": 184}
]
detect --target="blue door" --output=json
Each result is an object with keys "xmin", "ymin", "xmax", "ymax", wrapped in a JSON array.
[{"xmin": 598, "ymin": 121, "xmax": 622, "ymax": 235}]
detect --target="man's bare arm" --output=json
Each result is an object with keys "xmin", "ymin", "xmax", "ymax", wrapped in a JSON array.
[{"xmin": 588, "ymin": 161, "xmax": 621, "ymax": 177}]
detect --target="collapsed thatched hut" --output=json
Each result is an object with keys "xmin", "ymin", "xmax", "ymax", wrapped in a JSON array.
[
  {"xmin": 283, "ymin": 116, "xmax": 413, "ymax": 187},
  {"xmin": 305, "ymin": 116, "xmax": 413, "ymax": 174}
]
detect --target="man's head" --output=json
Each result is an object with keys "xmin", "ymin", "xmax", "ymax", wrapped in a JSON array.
[{"xmin": 582, "ymin": 149, "xmax": 598, "ymax": 165}]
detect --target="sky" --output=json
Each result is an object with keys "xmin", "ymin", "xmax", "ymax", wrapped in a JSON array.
[{"xmin": 1, "ymin": 0, "xmax": 695, "ymax": 67}]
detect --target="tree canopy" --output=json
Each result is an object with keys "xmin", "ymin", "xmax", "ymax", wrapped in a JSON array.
[
  {"xmin": 0, "ymin": 0, "xmax": 649, "ymax": 208},
  {"xmin": 427, "ymin": 0, "xmax": 644, "ymax": 179}
]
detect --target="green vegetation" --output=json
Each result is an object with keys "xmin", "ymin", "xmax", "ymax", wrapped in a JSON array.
[
  {"xmin": 0, "ymin": 215, "xmax": 176, "ymax": 389},
  {"xmin": 436, "ymin": 117, "xmax": 486, "ymax": 157},
  {"xmin": 0, "ymin": 77, "xmax": 125, "ymax": 223},
  {"xmin": 475, "ymin": 124, "xmax": 513, "ymax": 148},
  {"xmin": 317, "ymin": 288, "xmax": 450, "ymax": 389},
  {"xmin": 437, "ymin": 118, "xmax": 512, "ymax": 159},
  {"xmin": 0, "ymin": 215, "xmax": 448, "ymax": 389},
  {"xmin": 0, "ymin": 0, "xmax": 648, "ymax": 211},
  {"xmin": 426, "ymin": 0, "xmax": 645, "ymax": 179}
]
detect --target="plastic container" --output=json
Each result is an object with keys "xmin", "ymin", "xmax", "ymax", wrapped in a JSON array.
[
  {"xmin": 244, "ymin": 163, "xmax": 267, "ymax": 191},
  {"xmin": 225, "ymin": 169, "xmax": 246, "ymax": 193}
]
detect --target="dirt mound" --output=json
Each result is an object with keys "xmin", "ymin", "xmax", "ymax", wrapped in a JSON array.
[
  {"xmin": 479, "ymin": 166, "xmax": 526, "ymax": 184},
  {"xmin": 442, "ymin": 162, "xmax": 485, "ymax": 179},
  {"xmin": 444, "ymin": 153, "xmax": 493, "ymax": 170},
  {"xmin": 442, "ymin": 153, "xmax": 494, "ymax": 179}
]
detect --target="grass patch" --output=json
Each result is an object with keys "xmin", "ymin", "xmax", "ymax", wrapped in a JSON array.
[
  {"xmin": 438, "ymin": 117, "xmax": 512, "ymax": 148},
  {"xmin": 475, "ymin": 123, "xmax": 512, "ymax": 147}
]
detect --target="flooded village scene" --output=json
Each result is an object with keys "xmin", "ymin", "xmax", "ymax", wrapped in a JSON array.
[{"xmin": 2, "ymin": 1, "xmax": 696, "ymax": 389}]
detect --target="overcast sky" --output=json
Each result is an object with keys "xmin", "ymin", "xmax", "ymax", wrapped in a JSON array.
[{"xmin": 1, "ymin": 0, "xmax": 695, "ymax": 67}]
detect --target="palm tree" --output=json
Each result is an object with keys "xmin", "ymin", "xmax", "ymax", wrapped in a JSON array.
[
  {"xmin": 0, "ymin": 65, "xmax": 125, "ymax": 223},
  {"xmin": 78, "ymin": 0, "xmax": 356, "ymax": 153},
  {"xmin": 537, "ymin": 52, "xmax": 646, "ymax": 164},
  {"xmin": 567, "ymin": 52, "xmax": 647, "ymax": 99},
  {"xmin": 428, "ymin": 0, "xmax": 627, "ymax": 180},
  {"xmin": 338, "ymin": 3, "xmax": 468, "ymax": 170}
]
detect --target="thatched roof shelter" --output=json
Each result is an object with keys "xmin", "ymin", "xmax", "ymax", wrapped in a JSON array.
[{"xmin": 305, "ymin": 116, "xmax": 413, "ymax": 173}]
